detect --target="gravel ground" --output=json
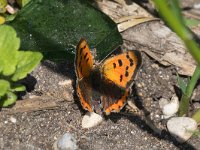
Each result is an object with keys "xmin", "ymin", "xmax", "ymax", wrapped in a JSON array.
[{"xmin": 0, "ymin": 52, "xmax": 200, "ymax": 150}]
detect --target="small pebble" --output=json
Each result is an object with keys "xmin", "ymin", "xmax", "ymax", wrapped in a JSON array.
[
  {"xmin": 29, "ymin": 95, "xmax": 39, "ymax": 99},
  {"xmin": 194, "ymin": 3, "xmax": 200, "ymax": 9},
  {"xmin": 63, "ymin": 90, "xmax": 73, "ymax": 101},
  {"xmin": 167, "ymin": 117, "xmax": 197, "ymax": 143},
  {"xmin": 159, "ymin": 98, "xmax": 168, "ymax": 108},
  {"xmin": 53, "ymin": 133, "xmax": 78, "ymax": 150},
  {"xmin": 58, "ymin": 80, "xmax": 72, "ymax": 86},
  {"xmin": 159, "ymin": 95, "xmax": 179, "ymax": 118},
  {"xmin": 5, "ymin": 5, "xmax": 16, "ymax": 14},
  {"xmin": 151, "ymin": 63, "xmax": 159, "ymax": 69},
  {"xmin": 9, "ymin": 116, "xmax": 17, "ymax": 123},
  {"xmin": 136, "ymin": 83, "xmax": 142, "ymax": 88},
  {"xmin": 82, "ymin": 112, "xmax": 103, "ymax": 128},
  {"xmin": 137, "ymin": 92, "xmax": 143, "ymax": 97}
]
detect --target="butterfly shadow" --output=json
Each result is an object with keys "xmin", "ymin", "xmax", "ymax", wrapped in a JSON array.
[{"xmin": 106, "ymin": 84, "xmax": 197, "ymax": 150}]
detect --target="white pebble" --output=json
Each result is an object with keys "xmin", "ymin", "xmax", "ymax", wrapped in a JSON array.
[
  {"xmin": 167, "ymin": 117, "xmax": 197, "ymax": 143},
  {"xmin": 53, "ymin": 133, "xmax": 78, "ymax": 150},
  {"xmin": 82, "ymin": 112, "xmax": 103, "ymax": 128},
  {"xmin": 54, "ymin": 136, "xmax": 57, "ymax": 140},
  {"xmin": 159, "ymin": 98, "xmax": 169, "ymax": 108},
  {"xmin": 9, "ymin": 116, "xmax": 17, "ymax": 123},
  {"xmin": 194, "ymin": 3, "xmax": 200, "ymax": 9},
  {"xmin": 29, "ymin": 95, "xmax": 39, "ymax": 99},
  {"xmin": 159, "ymin": 95, "xmax": 179, "ymax": 118},
  {"xmin": 5, "ymin": 5, "xmax": 16, "ymax": 14},
  {"xmin": 58, "ymin": 80, "xmax": 72, "ymax": 86}
]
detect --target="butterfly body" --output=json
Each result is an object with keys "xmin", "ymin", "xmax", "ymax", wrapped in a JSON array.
[{"xmin": 75, "ymin": 38, "xmax": 142, "ymax": 115}]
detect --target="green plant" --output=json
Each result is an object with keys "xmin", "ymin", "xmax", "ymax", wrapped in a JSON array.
[
  {"xmin": 0, "ymin": 25, "xmax": 42, "ymax": 107},
  {"xmin": 0, "ymin": 0, "xmax": 31, "ymax": 24},
  {"xmin": 0, "ymin": 0, "xmax": 7, "ymax": 13},
  {"xmin": 0, "ymin": 0, "xmax": 7, "ymax": 24},
  {"xmin": 16, "ymin": 0, "xmax": 31, "ymax": 7},
  {"xmin": 153, "ymin": 0, "xmax": 200, "ymax": 122},
  {"xmin": 8, "ymin": 0, "xmax": 122, "ymax": 61}
]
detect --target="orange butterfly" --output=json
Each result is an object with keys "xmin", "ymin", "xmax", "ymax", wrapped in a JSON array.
[{"xmin": 75, "ymin": 38, "xmax": 142, "ymax": 115}]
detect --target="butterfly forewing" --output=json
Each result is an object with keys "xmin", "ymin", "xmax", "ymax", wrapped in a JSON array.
[
  {"xmin": 75, "ymin": 38, "xmax": 94, "ymax": 79},
  {"xmin": 101, "ymin": 50, "xmax": 142, "ymax": 89}
]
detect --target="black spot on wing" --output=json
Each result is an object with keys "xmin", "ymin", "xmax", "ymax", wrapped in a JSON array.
[
  {"xmin": 125, "ymin": 66, "xmax": 129, "ymax": 77},
  {"xmin": 118, "ymin": 59, "xmax": 123, "ymax": 67},
  {"xmin": 126, "ymin": 53, "xmax": 130, "ymax": 59},
  {"xmin": 80, "ymin": 48, "xmax": 83, "ymax": 55},
  {"xmin": 129, "ymin": 58, "xmax": 134, "ymax": 66},
  {"xmin": 79, "ymin": 60, "xmax": 81, "ymax": 68},
  {"xmin": 113, "ymin": 63, "xmax": 116, "ymax": 69},
  {"xmin": 125, "ymin": 71, "xmax": 129, "ymax": 77},
  {"xmin": 86, "ymin": 58, "xmax": 89, "ymax": 63},
  {"xmin": 84, "ymin": 52, "xmax": 88, "ymax": 60},
  {"xmin": 126, "ymin": 66, "xmax": 129, "ymax": 70},
  {"xmin": 120, "ymin": 75, "xmax": 123, "ymax": 82},
  {"xmin": 80, "ymin": 44, "xmax": 86, "ymax": 55}
]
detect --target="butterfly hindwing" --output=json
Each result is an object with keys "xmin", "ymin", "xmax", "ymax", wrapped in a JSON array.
[
  {"xmin": 101, "ymin": 50, "xmax": 142, "ymax": 89},
  {"xmin": 77, "ymin": 79, "xmax": 93, "ymax": 112},
  {"xmin": 103, "ymin": 90, "xmax": 129, "ymax": 115},
  {"xmin": 75, "ymin": 38, "xmax": 94, "ymax": 79}
]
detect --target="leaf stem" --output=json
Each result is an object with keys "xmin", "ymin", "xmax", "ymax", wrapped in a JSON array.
[
  {"xmin": 178, "ymin": 65, "xmax": 200, "ymax": 116},
  {"xmin": 192, "ymin": 108, "xmax": 200, "ymax": 123}
]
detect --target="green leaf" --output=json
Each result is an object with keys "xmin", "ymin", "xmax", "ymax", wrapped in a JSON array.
[
  {"xmin": 16, "ymin": 0, "xmax": 31, "ymax": 7},
  {"xmin": 0, "ymin": 91, "xmax": 17, "ymax": 107},
  {"xmin": 12, "ymin": 51, "xmax": 43, "ymax": 81},
  {"xmin": 0, "ymin": 15, "xmax": 5, "ymax": 24},
  {"xmin": 184, "ymin": 17, "xmax": 200, "ymax": 27},
  {"xmin": 177, "ymin": 74, "xmax": 187, "ymax": 94},
  {"xmin": 0, "ymin": 25, "xmax": 20, "ymax": 75},
  {"xmin": 5, "ymin": 14, "xmax": 17, "ymax": 22},
  {"xmin": 8, "ymin": 0, "xmax": 122, "ymax": 61},
  {"xmin": 0, "ymin": 0, "xmax": 7, "ymax": 13},
  {"xmin": 168, "ymin": 0, "xmax": 185, "ymax": 25},
  {"xmin": 192, "ymin": 108, "xmax": 200, "ymax": 123},
  {"xmin": 0, "ymin": 80, "xmax": 10, "ymax": 96},
  {"xmin": 11, "ymin": 84, "xmax": 26, "ymax": 92},
  {"xmin": 0, "ymin": 58, "xmax": 3, "ymax": 72}
]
